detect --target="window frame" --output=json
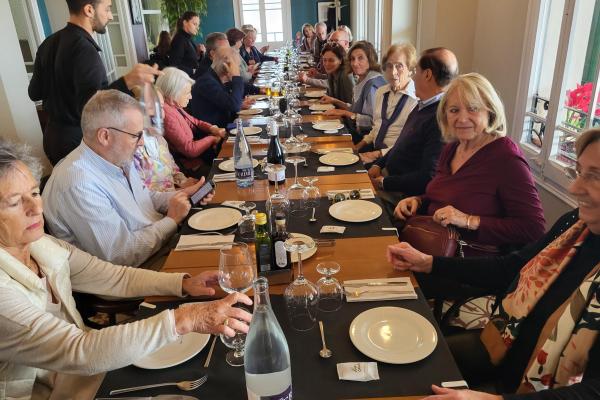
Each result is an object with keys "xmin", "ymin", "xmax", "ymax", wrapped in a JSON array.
[{"xmin": 233, "ymin": 0, "xmax": 292, "ymax": 47}]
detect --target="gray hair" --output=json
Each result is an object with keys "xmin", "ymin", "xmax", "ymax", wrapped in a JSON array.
[
  {"xmin": 315, "ymin": 22, "xmax": 327, "ymax": 31},
  {"xmin": 81, "ymin": 90, "xmax": 143, "ymax": 140},
  {"xmin": 205, "ymin": 32, "xmax": 228, "ymax": 53},
  {"xmin": 212, "ymin": 47, "xmax": 240, "ymax": 76},
  {"xmin": 0, "ymin": 139, "xmax": 42, "ymax": 182},
  {"xmin": 155, "ymin": 67, "xmax": 194, "ymax": 102}
]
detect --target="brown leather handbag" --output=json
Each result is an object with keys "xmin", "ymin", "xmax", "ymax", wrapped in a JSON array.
[{"xmin": 398, "ymin": 216, "xmax": 459, "ymax": 257}]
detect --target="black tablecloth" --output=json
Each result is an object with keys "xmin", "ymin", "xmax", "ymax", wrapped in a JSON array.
[
  {"xmin": 96, "ymin": 293, "xmax": 462, "ymax": 399},
  {"xmin": 181, "ymin": 198, "xmax": 396, "ymax": 240}
]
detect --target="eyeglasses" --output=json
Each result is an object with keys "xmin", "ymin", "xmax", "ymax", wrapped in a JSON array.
[
  {"xmin": 565, "ymin": 167, "xmax": 600, "ymax": 184},
  {"xmin": 107, "ymin": 127, "xmax": 145, "ymax": 143},
  {"xmin": 384, "ymin": 62, "xmax": 406, "ymax": 71}
]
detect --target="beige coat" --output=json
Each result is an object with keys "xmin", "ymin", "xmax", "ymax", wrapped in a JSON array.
[{"xmin": 0, "ymin": 235, "xmax": 187, "ymax": 400}]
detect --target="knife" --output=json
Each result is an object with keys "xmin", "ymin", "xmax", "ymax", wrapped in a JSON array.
[
  {"xmin": 96, "ymin": 396, "xmax": 198, "ymax": 400},
  {"xmin": 344, "ymin": 281, "xmax": 408, "ymax": 287}
]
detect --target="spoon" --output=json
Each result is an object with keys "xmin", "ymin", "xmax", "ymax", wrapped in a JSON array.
[
  {"xmin": 309, "ymin": 207, "xmax": 317, "ymax": 222},
  {"xmin": 318, "ymin": 321, "xmax": 332, "ymax": 358}
]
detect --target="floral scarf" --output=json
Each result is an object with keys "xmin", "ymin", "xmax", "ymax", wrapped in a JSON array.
[{"xmin": 480, "ymin": 220, "xmax": 600, "ymax": 393}]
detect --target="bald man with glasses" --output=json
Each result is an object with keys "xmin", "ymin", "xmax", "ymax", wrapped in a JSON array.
[{"xmin": 42, "ymin": 90, "xmax": 212, "ymax": 270}]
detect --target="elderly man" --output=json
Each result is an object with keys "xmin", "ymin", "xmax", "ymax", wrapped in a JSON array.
[
  {"xmin": 28, "ymin": 0, "xmax": 160, "ymax": 165},
  {"xmin": 195, "ymin": 31, "xmax": 230, "ymax": 78},
  {"xmin": 367, "ymin": 47, "xmax": 458, "ymax": 202},
  {"xmin": 188, "ymin": 46, "xmax": 257, "ymax": 127},
  {"xmin": 42, "ymin": 90, "xmax": 210, "ymax": 269},
  {"xmin": 312, "ymin": 22, "xmax": 328, "ymax": 64}
]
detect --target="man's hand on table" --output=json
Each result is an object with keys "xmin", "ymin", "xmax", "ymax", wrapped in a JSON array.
[
  {"xmin": 182, "ymin": 270, "xmax": 219, "ymax": 297},
  {"xmin": 386, "ymin": 242, "xmax": 433, "ymax": 274},
  {"xmin": 360, "ymin": 150, "xmax": 382, "ymax": 164},
  {"xmin": 174, "ymin": 292, "xmax": 253, "ymax": 336},
  {"xmin": 423, "ymin": 385, "xmax": 501, "ymax": 400}
]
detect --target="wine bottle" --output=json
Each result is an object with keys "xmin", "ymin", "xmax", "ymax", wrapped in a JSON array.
[
  {"xmin": 255, "ymin": 213, "xmax": 272, "ymax": 273},
  {"xmin": 244, "ymin": 277, "xmax": 293, "ymax": 400},
  {"xmin": 271, "ymin": 214, "xmax": 291, "ymax": 270},
  {"xmin": 267, "ymin": 120, "xmax": 286, "ymax": 185},
  {"xmin": 233, "ymin": 118, "xmax": 254, "ymax": 188}
]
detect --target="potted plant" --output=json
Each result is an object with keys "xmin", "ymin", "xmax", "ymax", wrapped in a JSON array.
[{"xmin": 161, "ymin": 0, "xmax": 208, "ymax": 35}]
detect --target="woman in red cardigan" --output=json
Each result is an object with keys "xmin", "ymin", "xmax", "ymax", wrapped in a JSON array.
[{"xmin": 156, "ymin": 67, "xmax": 225, "ymax": 177}]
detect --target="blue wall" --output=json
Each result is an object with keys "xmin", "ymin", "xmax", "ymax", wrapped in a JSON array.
[
  {"xmin": 291, "ymin": 0, "xmax": 318, "ymax": 36},
  {"xmin": 198, "ymin": 0, "xmax": 235, "ymax": 40},
  {"xmin": 37, "ymin": 0, "xmax": 52, "ymax": 37}
]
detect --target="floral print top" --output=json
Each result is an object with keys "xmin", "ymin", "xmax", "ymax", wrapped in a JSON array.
[{"xmin": 133, "ymin": 133, "xmax": 188, "ymax": 192}]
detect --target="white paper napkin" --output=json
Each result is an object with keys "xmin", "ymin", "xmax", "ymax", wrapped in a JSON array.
[
  {"xmin": 320, "ymin": 225, "xmax": 346, "ymax": 234},
  {"xmin": 315, "ymin": 147, "xmax": 354, "ymax": 155},
  {"xmin": 174, "ymin": 235, "xmax": 235, "ymax": 251},
  {"xmin": 326, "ymin": 189, "xmax": 375, "ymax": 199},
  {"xmin": 343, "ymin": 277, "xmax": 417, "ymax": 302},
  {"xmin": 337, "ymin": 362, "xmax": 379, "ymax": 381},
  {"xmin": 213, "ymin": 173, "xmax": 236, "ymax": 182},
  {"xmin": 227, "ymin": 136, "xmax": 261, "ymax": 143},
  {"xmin": 317, "ymin": 166, "xmax": 335, "ymax": 172},
  {"xmin": 221, "ymin": 200, "xmax": 244, "ymax": 209}
]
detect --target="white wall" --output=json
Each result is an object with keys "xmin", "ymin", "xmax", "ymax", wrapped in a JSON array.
[
  {"xmin": 389, "ymin": 0, "xmax": 418, "ymax": 50},
  {"xmin": 9, "ymin": 0, "xmax": 28, "ymax": 40},
  {"xmin": 44, "ymin": 0, "xmax": 69, "ymax": 33}
]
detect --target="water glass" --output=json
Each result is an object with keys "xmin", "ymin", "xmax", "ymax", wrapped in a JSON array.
[
  {"xmin": 237, "ymin": 202, "xmax": 257, "ymax": 240},
  {"xmin": 316, "ymin": 261, "xmax": 343, "ymax": 312},
  {"xmin": 284, "ymin": 237, "xmax": 318, "ymax": 331}
]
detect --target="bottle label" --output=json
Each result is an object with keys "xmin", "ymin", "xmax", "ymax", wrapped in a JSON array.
[
  {"xmin": 236, "ymin": 167, "xmax": 254, "ymax": 179},
  {"xmin": 268, "ymin": 168, "xmax": 286, "ymax": 182},
  {"xmin": 258, "ymin": 243, "xmax": 271, "ymax": 272},
  {"xmin": 247, "ymin": 385, "xmax": 292, "ymax": 400},
  {"xmin": 274, "ymin": 241, "xmax": 288, "ymax": 268}
]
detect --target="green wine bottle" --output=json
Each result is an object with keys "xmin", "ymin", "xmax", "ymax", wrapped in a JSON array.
[{"xmin": 255, "ymin": 213, "xmax": 272, "ymax": 273}]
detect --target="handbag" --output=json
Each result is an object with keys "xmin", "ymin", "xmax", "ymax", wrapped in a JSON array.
[{"xmin": 399, "ymin": 216, "xmax": 459, "ymax": 257}]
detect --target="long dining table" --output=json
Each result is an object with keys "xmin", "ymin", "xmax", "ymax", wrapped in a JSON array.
[{"xmin": 96, "ymin": 88, "xmax": 463, "ymax": 399}]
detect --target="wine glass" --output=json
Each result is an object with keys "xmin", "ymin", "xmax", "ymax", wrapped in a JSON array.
[
  {"xmin": 316, "ymin": 261, "xmax": 343, "ymax": 312},
  {"xmin": 218, "ymin": 242, "xmax": 255, "ymax": 366},
  {"xmin": 237, "ymin": 202, "xmax": 257, "ymax": 240},
  {"xmin": 302, "ymin": 177, "xmax": 320, "ymax": 208},
  {"xmin": 284, "ymin": 236, "xmax": 318, "ymax": 331},
  {"xmin": 265, "ymin": 164, "xmax": 290, "ymax": 232},
  {"xmin": 286, "ymin": 156, "xmax": 306, "ymax": 190}
]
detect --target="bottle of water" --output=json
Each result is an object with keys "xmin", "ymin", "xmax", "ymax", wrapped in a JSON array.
[
  {"xmin": 233, "ymin": 118, "xmax": 254, "ymax": 187},
  {"xmin": 245, "ymin": 277, "xmax": 292, "ymax": 399}
]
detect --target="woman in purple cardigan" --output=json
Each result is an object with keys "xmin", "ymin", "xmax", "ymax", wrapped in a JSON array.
[{"xmin": 395, "ymin": 73, "xmax": 545, "ymax": 256}]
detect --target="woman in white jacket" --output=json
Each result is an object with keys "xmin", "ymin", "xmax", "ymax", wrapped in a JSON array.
[{"xmin": 0, "ymin": 140, "xmax": 252, "ymax": 399}]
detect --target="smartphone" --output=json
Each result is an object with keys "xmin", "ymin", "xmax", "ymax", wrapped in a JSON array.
[{"xmin": 190, "ymin": 180, "xmax": 215, "ymax": 206}]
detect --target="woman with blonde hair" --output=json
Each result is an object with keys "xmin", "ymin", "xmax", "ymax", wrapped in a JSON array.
[
  {"xmin": 395, "ymin": 73, "xmax": 545, "ymax": 255},
  {"xmin": 300, "ymin": 23, "xmax": 315, "ymax": 52}
]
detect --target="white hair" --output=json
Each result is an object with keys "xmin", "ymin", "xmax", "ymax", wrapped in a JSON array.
[
  {"xmin": 155, "ymin": 67, "xmax": 195, "ymax": 102},
  {"xmin": 81, "ymin": 90, "xmax": 142, "ymax": 140},
  {"xmin": 0, "ymin": 139, "xmax": 42, "ymax": 182}
]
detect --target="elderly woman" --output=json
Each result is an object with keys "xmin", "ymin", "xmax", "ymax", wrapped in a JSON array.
[
  {"xmin": 315, "ymin": 42, "xmax": 354, "ymax": 107},
  {"xmin": 300, "ymin": 23, "xmax": 315, "ymax": 53},
  {"xmin": 156, "ymin": 67, "xmax": 225, "ymax": 178},
  {"xmin": 355, "ymin": 43, "xmax": 418, "ymax": 154},
  {"xmin": 323, "ymin": 41, "xmax": 389, "ymax": 143},
  {"xmin": 395, "ymin": 73, "xmax": 545, "ymax": 256},
  {"xmin": 239, "ymin": 27, "xmax": 276, "ymax": 65},
  {"xmin": 388, "ymin": 128, "xmax": 600, "ymax": 399},
  {"xmin": 130, "ymin": 86, "xmax": 198, "ymax": 191},
  {"xmin": 0, "ymin": 139, "xmax": 252, "ymax": 399}
]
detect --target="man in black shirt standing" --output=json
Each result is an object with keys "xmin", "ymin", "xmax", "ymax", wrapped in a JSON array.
[{"xmin": 28, "ymin": 0, "xmax": 160, "ymax": 165}]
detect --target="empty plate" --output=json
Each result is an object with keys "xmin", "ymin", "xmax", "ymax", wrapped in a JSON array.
[
  {"xmin": 319, "ymin": 152, "xmax": 359, "ymax": 166},
  {"xmin": 134, "ymin": 333, "xmax": 210, "ymax": 369},
  {"xmin": 188, "ymin": 207, "xmax": 243, "ymax": 231},
  {"xmin": 218, "ymin": 158, "xmax": 259, "ymax": 172},
  {"xmin": 309, "ymin": 104, "xmax": 335, "ymax": 111},
  {"xmin": 349, "ymin": 307, "xmax": 437, "ymax": 364},
  {"xmin": 238, "ymin": 108, "xmax": 263, "ymax": 115},
  {"xmin": 305, "ymin": 91, "xmax": 327, "ymax": 98},
  {"xmin": 313, "ymin": 122, "xmax": 345, "ymax": 131},
  {"xmin": 289, "ymin": 232, "xmax": 317, "ymax": 262},
  {"xmin": 229, "ymin": 126, "xmax": 262, "ymax": 136},
  {"xmin": 328, "ymin": 200, "xmax": 382, "ymax": 223}
]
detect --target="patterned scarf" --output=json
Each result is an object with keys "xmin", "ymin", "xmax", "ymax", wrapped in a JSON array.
[{"xmin": 480, "ymin": 220, "xmax": 600, "ymax": 393}]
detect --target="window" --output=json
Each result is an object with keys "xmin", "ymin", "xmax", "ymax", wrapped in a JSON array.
[
  {"xmin": 515, "ymin": 0, "xmax": 599, "ymax": 201},
  {"xmin": 141, "ymin": 0, "xmax": 167, "ymax": 55},
  {"xmin": 8, "ymin": 0, "xmax": 45, "ymax": 78},
  {"xmin": 234, "ymin": 0, "xmax": 292, "ymax": 47}
]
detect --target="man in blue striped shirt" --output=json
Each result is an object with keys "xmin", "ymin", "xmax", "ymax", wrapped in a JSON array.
[{"xmin": 42, "ymin": 90, "xmax": 210, "ymax": 268}]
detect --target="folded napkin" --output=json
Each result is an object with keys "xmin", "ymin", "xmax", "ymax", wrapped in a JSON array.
[
  {"xmin": 221, "ymin": 200, "xmax": 244, "ymax": 209},
  {"xmin": 337, "ymin": 362, "xmax": 379, "ymax": 382},
  {"xmin": 315, "ymin": 147, "xmax": 354, "ymax": 155},
  {"xmin": 326, "ymin": 189, "xmax": 375, "ymax": 200},
  {"xmin": 226, "ymin": 136, "xmax": 261, "ymax": 143},
  {"xmin": 175, "ymin": 235, "xmax": 235, "ymax": 251},
  {"xmin": 344, "ymin": 277, "xmax": 417, "ymax": 302},
  {"xmin": 213, "ymin": 173, "xmax": 236, "ymax": 182}
]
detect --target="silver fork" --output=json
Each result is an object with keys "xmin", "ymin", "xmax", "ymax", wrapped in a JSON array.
[{"xmin": 109, "ymin": 375, "xmax": 207, "ymax": 395}]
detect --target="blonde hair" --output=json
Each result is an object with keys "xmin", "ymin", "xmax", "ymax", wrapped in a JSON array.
[
  {"xmin": 301, "ymin": 23, "xmax": 314, "ymax": 38},
  {"xmin": 155, "ymin": 67, "xmax": 194, "ymax": 102},
  {"xmin": 437, "ymin": 73, "xmax": 507, "ymax": 142}
]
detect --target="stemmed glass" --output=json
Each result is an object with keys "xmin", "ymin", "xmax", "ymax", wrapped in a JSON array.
[
  {"xmin": 237, "ymin": 202, "xmax": 256, "ymax": 241},
  {"xmin": 286, "ymin": 156, "xmax": 306, "ymax": 190},
  {"xmin": 302, "ymin": 177, "xmax": 320, "ymax": 209},
  {"xmin": 218, "ymin": 242, "xmax": 255, "ymax": 366},
  {"xmin": 284, "ymin": 236, "xmax": 318, "ymax": 331},
  {"xmin": 265, "ymin": 164, "xmax": 290, "ymax": 231},
  {"xmin": 316, "ymin": 261, "xmax": 344, "ymax": 312}
]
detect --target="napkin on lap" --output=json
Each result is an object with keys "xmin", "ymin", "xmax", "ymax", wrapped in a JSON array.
[
  {"xmin": 175, "ymin": 235, "xmax": 235, "ymax": 251},
  {"xmin": 343, "ymin": 277, "xmax": 416, "ymax": 302}
]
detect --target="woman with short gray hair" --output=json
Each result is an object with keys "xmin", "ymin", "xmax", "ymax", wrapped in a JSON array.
[
  {"xmin": 156, "ymin": 67, "xmax": 225, "ymax": 177},
  {"xmin": 0, "ymin": 139, "xmax": 251, "ymax": 399}
]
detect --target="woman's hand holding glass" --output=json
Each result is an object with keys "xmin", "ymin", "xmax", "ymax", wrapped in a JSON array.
[
  {"xmin": 386, "ymin": 242, "xmax": 433, "ymax": 274},
  {"xmin": 394, "ymin": 196, "xmax": 421, "ymax": 220}
]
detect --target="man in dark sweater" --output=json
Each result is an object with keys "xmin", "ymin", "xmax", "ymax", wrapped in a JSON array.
[
  {"xmin": 368, "ymin": 48, "xmax": 458, "ymax": 199},
  {"xmin": 28, "ymin": 0, "xmax": 160, "ymax": 165},
  {"xmin": 194, "ymin": 32, "xmax": 229, "ymax": 78}
]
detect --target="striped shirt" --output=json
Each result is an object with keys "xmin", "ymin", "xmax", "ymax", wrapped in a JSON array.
[{"xmin": 42, "ymin": 142, "xmax": 178, "ymax": 267}]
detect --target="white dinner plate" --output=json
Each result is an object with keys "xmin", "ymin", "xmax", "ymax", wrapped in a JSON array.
[
  {"xmin": 230, "ymin": 126, "xmax": 262, "ymax": 136},
  {"xmin": 319, "ymin": 152, "xmax": 359, "ymax": 166},
  {"xmin": 305, "ymin": 91, "xmax": 327, "ymax": 98},
  {"xmin": 349, "ymin": 307, "xmax": 437, "ymax": 364},
  {"xmin": 247, "ymin": 94, "xmax": 268, "ymax": 101},
  {"xmin": 218, "ymin": 158, "xmax": 259, "ymax": 172},
  {"xmin": 133, "ymin": 333, "xmax": 210, "ymax": 369},
  {"xmin": 313, "ymin": 122, "xmax": 345, "ymax": 131},
  {"xmin": 238, "ymin": 108, "xmax": 263, "ymax": 115},
  {"xmin": 188, "ymin": 207, "xmax": 243, "ymax": 231},
  {"xmin": 328, "ymin": 200, "xmax": 382, "ymax": 223},
  {"xmin": 309, "ymin": 103, "xmax": 335, "ymax": 111},
  {"xmin": 289, "ymin": 232, "xmax": 317, "ymax": 262}
]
